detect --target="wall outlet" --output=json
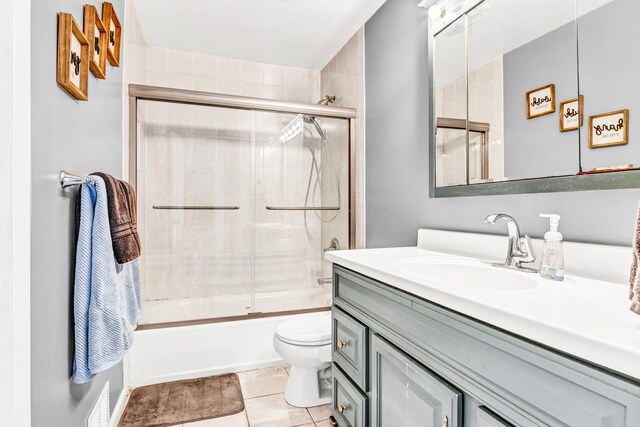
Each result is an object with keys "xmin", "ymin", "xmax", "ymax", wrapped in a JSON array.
[{"xmin": 87, "ymin": 381, "xmax": 110, "ymax": 427}]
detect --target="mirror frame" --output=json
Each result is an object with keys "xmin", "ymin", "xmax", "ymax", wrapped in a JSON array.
[{"xmin": 427, "ymin": 0, "xmax": 640, "ymax": 198}]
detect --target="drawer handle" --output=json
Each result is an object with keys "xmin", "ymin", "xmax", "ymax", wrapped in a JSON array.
[
  {"xmin": 337, "ymin": 340, "xmax": 348, "ymax": 349},
  {"xmin": 338, "ymin": 403, "xmax": 350, "ymax": 414}
]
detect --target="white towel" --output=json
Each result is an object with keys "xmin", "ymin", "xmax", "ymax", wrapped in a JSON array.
[{"xmin": 73, "ymin": 177, "xmax": 142, "ymax": 384}]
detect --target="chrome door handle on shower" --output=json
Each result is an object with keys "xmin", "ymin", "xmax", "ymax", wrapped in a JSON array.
[
  {"xmin": 152, "ymin": 205, "xmax": 240, "ymax": 210},
  {"xmin": 265, "ymin": 206, "xmax": 340, "ymax": 211}
]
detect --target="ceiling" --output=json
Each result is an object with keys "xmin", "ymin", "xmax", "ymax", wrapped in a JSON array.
[
  {"xmin": 435, "ymin": 0, "xmax": 616, "ymax": 87},
  {"xmin": 133, "ymin": 0, "xmax": 388, "ymax": 70}
]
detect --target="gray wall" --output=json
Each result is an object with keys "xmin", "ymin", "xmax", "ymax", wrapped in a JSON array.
[
  {"xmin": 503, "ymin": 22, "xmax": 579, "ymax": 179},
  {"xmin": 31, "ymin": 0, "xmax": 125, "ymax": 425},
  {"xmin": 365, "ymin": 0, "xmax": 640, "ymax": 249},
  {"xmin": 579, "ymin": 0, "xmax": 640, "ymax": 170}
]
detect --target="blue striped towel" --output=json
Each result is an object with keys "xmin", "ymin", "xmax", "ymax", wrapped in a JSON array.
[{"xmin": 73, "ymin": 176, "xmax": 142, "ymax": 384}]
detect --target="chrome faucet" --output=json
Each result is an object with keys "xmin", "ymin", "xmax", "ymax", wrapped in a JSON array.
[{"xmin": 484, "ymin": 214, "xmax": 537, "ymax": 272}]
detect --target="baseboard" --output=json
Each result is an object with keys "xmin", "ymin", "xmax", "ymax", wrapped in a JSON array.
[{"xmin": 108, "ymin": 388, "xmax": 129, "ymax": 427}]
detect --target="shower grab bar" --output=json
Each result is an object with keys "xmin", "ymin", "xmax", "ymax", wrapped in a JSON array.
[
  {"xmin": 152, "ymin": 205, "xmax": 240, "ymax": 210},
  {"xmin": 265, "ymin": 206, "xmax": 340, "ymax": 211}
]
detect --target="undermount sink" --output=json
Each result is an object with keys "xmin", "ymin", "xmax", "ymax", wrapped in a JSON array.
[{"xmin": 394, "ymin": 258, "xmax": 537, "ymax": 291}]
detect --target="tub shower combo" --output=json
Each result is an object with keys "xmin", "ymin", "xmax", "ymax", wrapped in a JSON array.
[{"xmin": 127, "ymin": 85, "xmax": 355, "ymax": 386}]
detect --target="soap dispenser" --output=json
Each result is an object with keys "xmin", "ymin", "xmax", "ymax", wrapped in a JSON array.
[{"xmin": 539, "ymin": 214, "xmax": 564, "ymax": 281}]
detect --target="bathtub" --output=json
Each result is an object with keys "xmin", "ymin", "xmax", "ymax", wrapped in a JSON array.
[{"xmin": 126, "ymin": 311, "xmax": 328, "ymax": 387}]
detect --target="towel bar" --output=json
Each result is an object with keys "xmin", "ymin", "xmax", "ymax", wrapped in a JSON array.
[
  {"xmin": 152, "ymin": 205, "xmax": 240, "ymax": 210},
  {"xmin": 59, "ymin": 170, "xmax": 94, "ymax": 189}
]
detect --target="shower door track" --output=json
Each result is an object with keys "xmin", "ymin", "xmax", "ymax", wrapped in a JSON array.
[
  {"xmin": 129, "ymin": 84, "xmax": 357, "ymax": 328},
  {"xmin": 135, "ymin": 307, "xmax": 331, "ymax": 331}
]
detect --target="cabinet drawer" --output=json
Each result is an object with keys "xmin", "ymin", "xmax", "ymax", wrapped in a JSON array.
[
  {"xmin": 332, "ymin": 364, "xmax": 368, "ymax": 427},
  {"xmin": 477, "ymin": 407, "xmax": 513, "ymax": 427},
  {"xmin": 332, "ymin": 306, "xmax": 368, "ymax": 390}
]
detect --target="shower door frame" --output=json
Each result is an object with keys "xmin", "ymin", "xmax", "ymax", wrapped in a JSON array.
[{"xmin": 128, "ymin": 84, "xmax": 357, "ymax": 329}]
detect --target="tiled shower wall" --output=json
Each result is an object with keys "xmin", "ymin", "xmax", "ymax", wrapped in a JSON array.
[
  {"xmin": 320, "ymin": 28, "xmax": 366, "ymax": 249},
  {"xmin": 143, "ymin": 49, "xmax": 320, "ymax": 104}
]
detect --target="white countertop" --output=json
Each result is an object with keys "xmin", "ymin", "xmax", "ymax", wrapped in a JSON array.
[{"xmin": 326, "ymin": 244, "xmax": 640, "ymax": 381}]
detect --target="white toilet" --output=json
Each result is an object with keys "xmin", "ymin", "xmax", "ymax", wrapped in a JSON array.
[{"xmin": 273, "ymin": 311, "xmax": 332, "ymax": 408}]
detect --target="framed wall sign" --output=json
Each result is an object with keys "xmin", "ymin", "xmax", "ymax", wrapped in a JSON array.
[
  {"xmin": 589, "ymin": 109, "xmax": 629, "ymax": 148},
  {"xmin": 526, "ymin": 84, "xmax": 555, "ymax": 119},
  {"xmin": 84, "ymin": 5, "xmax": 107, "ymax": 79},
  {"xmin": 57, "ymin": 13, "xmax": 89, "ymax": 101},
  {"xmin": 102, "ymin": 2, "xmax": 122, "ymax": 67},
  {"xmin": 559, "ymin": 95, "xmax": 584, "ymax": 132}
]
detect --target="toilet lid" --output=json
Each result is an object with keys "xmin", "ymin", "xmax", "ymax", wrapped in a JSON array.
[{"xmin": 275, "ymin": 312, "xmax": 331, "ymax": 346}]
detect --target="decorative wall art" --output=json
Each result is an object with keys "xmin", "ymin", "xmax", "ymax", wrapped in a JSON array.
[
  {"xmin": 559, "ymin": 95, "xmax": 583, "ymax": 132},
  {"xmin": 57, "ymin": 12, "xmax": 90, "ymax": 101},
  {"xmin": 102, "ymin": 2, "xmax": 122, "ymax": 67},
  {"xmin": 526, "ymin": 84, "xmax": 555, "ymax": 119},
  {"xmin": 84, "ymin": 4, "xmax": 107, "ymax": 79},
  {"xmin": 589, "ymin": 109, "xmax": 629, "ymax": 148}
]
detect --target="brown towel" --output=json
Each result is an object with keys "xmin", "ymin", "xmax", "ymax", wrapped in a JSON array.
[
  {"xmin": 92, "ymin": 172, "xmax": 141, "ymax": 264},
  {"xmin": 630, "ymin": 203, "xmax": 640, "ymax": 315}
]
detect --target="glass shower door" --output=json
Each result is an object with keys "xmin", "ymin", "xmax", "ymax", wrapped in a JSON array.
[
  {"xmin": 136, "ymin": 99, "xmax": 350, "ymax": 325},
  {"xmin": 137, "ymin": 100, "xmax": 253, "ymax": 324},
  {"xmin": 253, "ymin": 111, "xmax": 349, "ymax": 314}
]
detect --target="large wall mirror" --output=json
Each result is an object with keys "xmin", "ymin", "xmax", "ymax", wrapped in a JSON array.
[{"xmin": 428, "ymin": 0, "xmax": 640, "ymax": 197}]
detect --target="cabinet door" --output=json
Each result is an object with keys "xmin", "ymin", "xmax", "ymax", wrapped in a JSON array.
[{"xmin": 371, "ymin": 335, "xmax": 462, "ymax": 427}]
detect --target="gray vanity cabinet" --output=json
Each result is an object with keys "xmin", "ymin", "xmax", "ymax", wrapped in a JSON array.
[
  {"xmin": 370, "ymin": 334, "xmax": 462, "ymax": 427},
  {"xmin": 330, "ymin": 264, "xmax": 640, "ymax": 426}
]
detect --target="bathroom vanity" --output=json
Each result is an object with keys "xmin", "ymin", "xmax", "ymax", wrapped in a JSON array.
[
  {"xmin": 325, "ymin": 0, "xmax": 640, "ymax": 423},
  {"xmin": 327, "ymin": 230, "xmax": 640, "ymax": 426}
]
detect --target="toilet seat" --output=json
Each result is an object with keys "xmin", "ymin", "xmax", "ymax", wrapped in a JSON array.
[{"xmin": 275, "ymin": 311, "xmax": 331, "ymax": 346}]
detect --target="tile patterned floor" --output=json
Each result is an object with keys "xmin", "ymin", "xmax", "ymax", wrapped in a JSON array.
[{"xmin": 169, "ymin": 365, "xmax": 332, "ymax": 427}]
